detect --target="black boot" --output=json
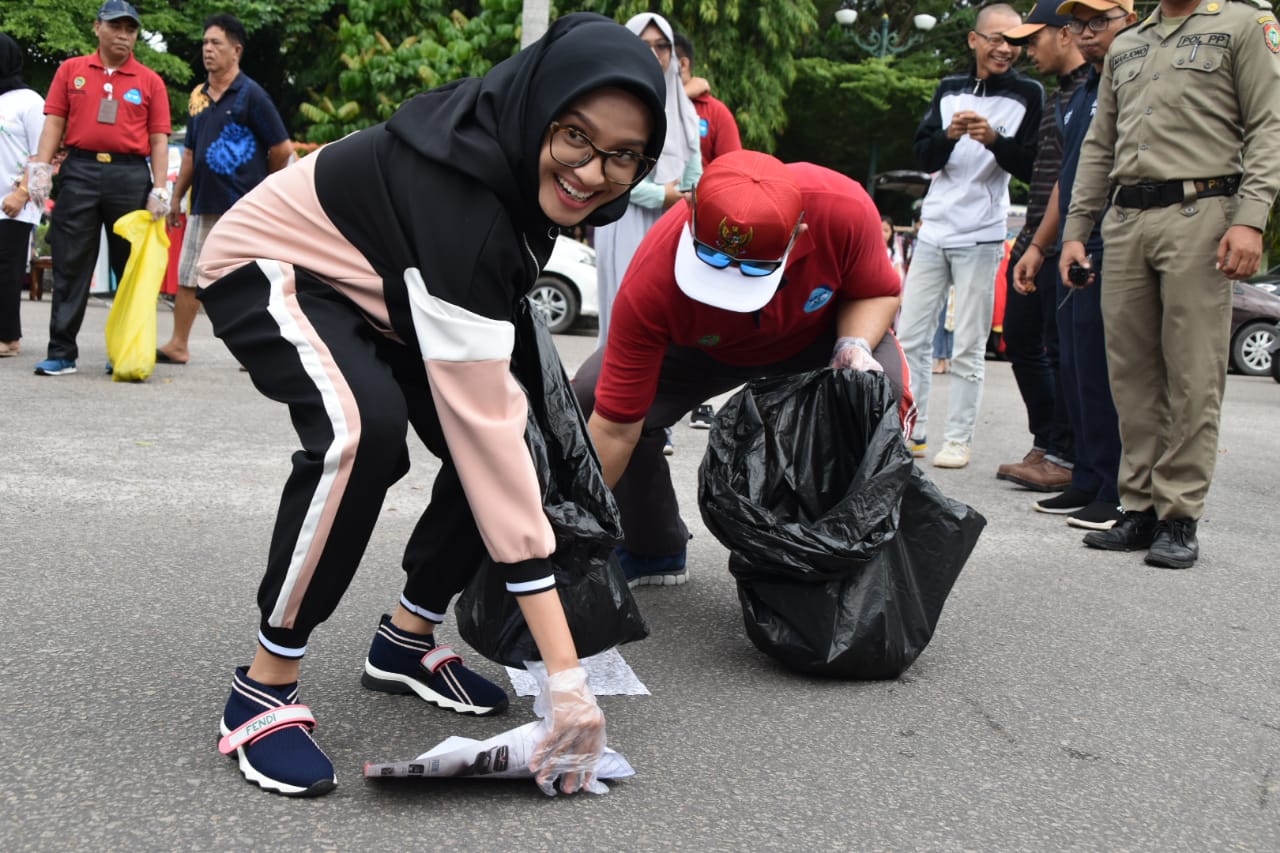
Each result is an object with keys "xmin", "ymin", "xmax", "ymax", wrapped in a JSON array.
[
  {"xmin": 1082, "ymin": 508, "xmax": 1157, "ymax": 551},
  {"xmin": 1145, "ymin": 518, "xmax": 1199, "ymax": 569}
]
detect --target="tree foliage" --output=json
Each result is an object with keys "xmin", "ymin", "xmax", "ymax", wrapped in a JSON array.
[
  {"xmin": 775, "ymin": 56, "xmax": 934, "ymax": 201},
  {"xmin": 297, "ymin": 0, "xmax": 523, "ymax": 142},
  {"xmin": 572, "ymin": 0, "xmax": 818, "ymax": 151}
]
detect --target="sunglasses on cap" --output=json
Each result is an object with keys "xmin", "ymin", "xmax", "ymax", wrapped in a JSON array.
[{"xmin": 690, "ymin": 201, "xmax": 804, "ymax": 278}]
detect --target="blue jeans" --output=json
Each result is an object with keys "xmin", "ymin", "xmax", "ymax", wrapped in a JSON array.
[{"xmin": 898, "ymin": 239, "xmax": 1004, "ymax": 444}]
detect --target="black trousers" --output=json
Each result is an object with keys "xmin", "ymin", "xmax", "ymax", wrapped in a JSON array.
[
  {"xmin": 1056, "ymin": 252, "xmax": 1121, "ymax": 503},
  {"xmin": 0, "ymin": 219, "xmax": 33, "ymax": 341},
  {"xmin": 199, "ymin": 261, "xmax": 486, "ymax": 655},
  {"xmin": 572, "ymin": 330, "xmax": 905, "ymax": 558},
  {"xmin": 46, "ymin": 156, "xmax": 149, "ymax": 360},
  {"xmin": 1002, "ymin": 250, "xmax": 1072, "ymax": 460}
]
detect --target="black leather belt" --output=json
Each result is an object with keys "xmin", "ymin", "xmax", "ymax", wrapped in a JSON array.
[
  {"xmin": 1112, "ymin": 175, "xmax": 1240, "ymax": 210},
  {"xmin": 66, "ymin": 147, "xmax": 147, "ymax": 165}
]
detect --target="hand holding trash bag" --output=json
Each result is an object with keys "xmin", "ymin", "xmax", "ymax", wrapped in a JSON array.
[
  {"xmin": 830, "ymin": 336, "xmax": 883, "ymax": 372},
  {"xmin": 529, "ymin": 667, "xmax": 608, "ymax": 796}
]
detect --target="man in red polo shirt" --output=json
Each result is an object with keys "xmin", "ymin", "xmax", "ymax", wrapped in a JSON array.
[
  {"xmin": 573, "ymin": 150, "xmax": 907, "ymax": 587},
  {"xmin": 27, "ymin": 0, "xmax": 171, "ymax": 376}
]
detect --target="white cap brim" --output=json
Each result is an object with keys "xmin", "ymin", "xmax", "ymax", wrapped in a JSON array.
[{"xmin": 673, "ymin": 222, "xmax": 789, "ymax": 313}]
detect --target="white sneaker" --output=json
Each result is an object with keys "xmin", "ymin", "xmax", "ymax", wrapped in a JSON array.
[{"xmin": 932, "ymin": 440, "xmax": 971, "ymax": 469}]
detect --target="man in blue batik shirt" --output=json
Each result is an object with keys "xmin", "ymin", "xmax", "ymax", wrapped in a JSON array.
[{"xmin": 158, "ymin": 13, "xmax": 291, "ymax": 365}]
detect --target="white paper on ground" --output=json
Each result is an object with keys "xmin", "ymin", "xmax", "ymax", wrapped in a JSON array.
[
  {"xmin": 363, "ymin": 720, "xmax": 635, "ymax": 782},
  {"xmin": 505, "ymin": 647, "xmax": 650, "ymax": 697}
]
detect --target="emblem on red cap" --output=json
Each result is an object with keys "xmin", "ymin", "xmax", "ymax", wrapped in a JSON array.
[{"xmin": 717, "ymin": 218, "xmax": 753, "ymax": 257}]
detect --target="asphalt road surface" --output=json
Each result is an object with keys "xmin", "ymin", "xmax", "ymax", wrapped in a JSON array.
[{"xmin": 2, "ymin": 297, "xmax": 1276, "ymax": 851}]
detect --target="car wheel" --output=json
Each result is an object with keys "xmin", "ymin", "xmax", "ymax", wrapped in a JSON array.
[
  {"xmin": 529, "ymin": 276, "xmax": 579, "ymax": 334},
  {"xmin": 1231, "ymin": 320, "xmax": 1276, "ymax": 376}
]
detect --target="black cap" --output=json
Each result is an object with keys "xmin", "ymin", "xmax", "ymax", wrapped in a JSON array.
[
  {"xmin": 1003, "ymin": 0, "xmax": 1072, "ymax": 44},
  {"xmin": 98, "ymin": 1, "xmax": 141, "ymax": 25}
]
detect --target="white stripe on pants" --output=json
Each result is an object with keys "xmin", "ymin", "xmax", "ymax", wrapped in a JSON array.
[{"xmin": 897, "ymin": 239, "xmax": 1004, "ymax": 445}]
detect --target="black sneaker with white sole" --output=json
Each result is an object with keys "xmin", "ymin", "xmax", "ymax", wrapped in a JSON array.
[
  {"xmin": 362, "ymin": 614, "xmax": 508, "ymax": 716},
  {"xmin": 1066, "ymin": 500, "xmax": 1123, "ymax": 530},
  {"xmin": 1034, "ymin": 488, "xmax": 1093, "ymax": 514}
]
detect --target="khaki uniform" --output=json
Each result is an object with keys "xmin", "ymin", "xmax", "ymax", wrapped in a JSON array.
[{"xmin": 1063, "ymin": 0, "xmax": 1280, "ymax": 521}]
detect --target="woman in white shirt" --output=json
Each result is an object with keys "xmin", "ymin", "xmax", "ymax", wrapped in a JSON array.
[{"xmin": 0, "ymin": 32, "xmax": 45, "ymax": 358}]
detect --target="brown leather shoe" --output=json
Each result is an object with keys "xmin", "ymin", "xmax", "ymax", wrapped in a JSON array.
[
  {"xmin": 996, "ymin": 448, "xmax": 1045, "ymax": 481},
  {"xmin": 999, "ymin": 458, "xmax": 1072, "ymax": 492}
]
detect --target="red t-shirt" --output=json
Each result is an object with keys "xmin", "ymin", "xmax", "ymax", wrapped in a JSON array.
[
  {"xmin": 44, "ymin": 53, "xmax": 171, "ymax": 156},
  {"xmin": 691, "ymin": 92, "xmax": 742, "ymax": 165},
  {"xmin": 594, "ymin": 162, "xmax": 901, "ymax": 424}
]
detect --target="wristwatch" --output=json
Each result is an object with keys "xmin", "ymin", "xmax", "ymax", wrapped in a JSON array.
[{"xmin": 150, "ymin": 187, "xmax": 171, "ymax": 202}]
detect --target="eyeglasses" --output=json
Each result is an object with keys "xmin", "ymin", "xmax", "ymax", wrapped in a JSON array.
[
  {"xmin": 1066, "ymin": 12, "xmax": 1129, "ymax": 33},
  {"xmin": 643, "ymin": 39, "xmax": 672, "ymax": 55},
  {"xmin": 547, "ymin": 122, "xmax": 656, "ymax": 186},
  {"xmin": 690, "ymin": 203, "xmax": 804, "ymax": 277},
  {"xmin": 972, "ymin": 30, "xmax": 1011, "ymax": 47}
]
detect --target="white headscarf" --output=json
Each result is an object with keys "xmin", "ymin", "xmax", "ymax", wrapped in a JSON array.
[{"xmin": 624, "ymin": 12, "xmax": 701, "ymax": 184}]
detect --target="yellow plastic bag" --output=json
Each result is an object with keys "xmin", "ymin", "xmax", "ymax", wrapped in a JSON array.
[{"xmin": 105, "ymin": 210, "xmax": 170, "ymax": 382}]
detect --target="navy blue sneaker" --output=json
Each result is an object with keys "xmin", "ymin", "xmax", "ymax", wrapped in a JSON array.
[
  {"xmin": 362, "ymin": 614, "xmax": 508, "ymax": 716},
  {"xmin": 218, "ymin": 666, "xmax": 336, "ymax": 797},
  {"xmin": 616, "ymin": 546, "xmax": 687, "ymax": 588},
  {"xmin": 34, "ymin": 358, "xmax": 76, "ymax": 376}
]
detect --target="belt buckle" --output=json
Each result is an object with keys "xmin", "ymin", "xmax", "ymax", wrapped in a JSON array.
[{"xmin": 96, "ymin": 152, "xmax": 112, "ymax": 164}]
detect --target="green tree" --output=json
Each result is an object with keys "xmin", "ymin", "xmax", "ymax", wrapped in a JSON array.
[
  {"xmin": 296, "ymin": 0, "xmax": 522, "ymax": 142},
  {"xmin": 572, "ymin": 0, "xmax": 818, "ymax": 151},
  {"xmin": 775, "ymin": 56, "xmax": 933, "ymax": 199}
]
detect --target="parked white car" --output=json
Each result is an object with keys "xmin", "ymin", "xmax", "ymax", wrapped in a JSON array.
[{"xmin": 531, "ymin": 235, "xmax": 598, "ymax": 334}]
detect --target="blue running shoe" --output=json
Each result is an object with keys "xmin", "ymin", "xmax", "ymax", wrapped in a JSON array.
[
  {"xmin": 615, "ymin": 546, "xmax": 688, "ymax": 588},
  {"xmin": 218, "ymin": 666, "xmax": 336, "ymax": 797},
  {"xmin": 362, "ymin": 614, "xmax": 508, "ymax": 716},
  {"xmin": 34, "ymin": 358, "xmax": 76, "ymax": 376}
]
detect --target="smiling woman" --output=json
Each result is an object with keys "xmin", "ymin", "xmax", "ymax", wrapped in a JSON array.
[{"xmin": 189, "ymin": 12, "xmax": 667, "ymax": 800}]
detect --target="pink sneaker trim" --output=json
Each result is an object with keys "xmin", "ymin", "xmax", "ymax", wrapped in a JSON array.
[{"xmin": 218, "ymin": 704, "xmax": 316, "ymax": 755}]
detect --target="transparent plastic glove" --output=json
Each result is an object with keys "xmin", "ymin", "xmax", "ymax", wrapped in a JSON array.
[
  {"xmin": 529, "ymin": 666, "xmax": 608, "ymax": 796},
  {"xmin": 145, "ymin": 192, "xmax": 170, "ymax": 220},
  {"xmin": 26, "ymin": 162, "xmax": 52, "ymax": 208},
  {"xmin": 830, "ymin": 336, "xmax": 883, "ymax": 372}
]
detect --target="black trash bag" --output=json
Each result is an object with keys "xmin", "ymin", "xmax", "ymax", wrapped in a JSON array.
[
  {"xmin": 455, "ymin": 299, "xmax": 648, "ymax": 667},
  {"xmin": 699, "ymin": 369, "xmax": 985, "ymax": 679}
]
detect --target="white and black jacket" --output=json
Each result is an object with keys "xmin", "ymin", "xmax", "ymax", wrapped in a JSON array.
[{"xmin": 913, "ymin": 68, "xmax": 1043, "ymax": 248}]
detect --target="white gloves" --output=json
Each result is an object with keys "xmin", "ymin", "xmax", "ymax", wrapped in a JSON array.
[
  {"xmin": 529, "ymin": 666, "xmax": 608, "ymax": 796},
  {"xmin": 830, "ymin": 336, "xmax": 883, "ymax": 372},
  {"xmin": 26, "ymin": 162, "xmax": 53, "ymax": 208}
]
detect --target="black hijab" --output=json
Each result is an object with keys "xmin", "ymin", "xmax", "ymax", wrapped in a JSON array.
[
  {"xmin": 0, "ymin": 33, "xmax": 29, "ymax": 96},
  {"xmin": 385, "ymin": 12, "xmax": 667, "ymax": 231}
]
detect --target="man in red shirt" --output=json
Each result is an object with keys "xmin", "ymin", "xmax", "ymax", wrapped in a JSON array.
[
  {"xmin": 27, "ymin": 0, "xmax": 171, "ymax": 376},
  {"xmin": 573, "ymin": 150, "xmax": 906, "ymax": 586},
  {"xmin": 673, "ymin": 33, "xmax": 742, "ymax": 166}
]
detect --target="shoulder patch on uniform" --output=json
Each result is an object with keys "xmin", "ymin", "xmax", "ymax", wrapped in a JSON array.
[{"xmin": 1264, "ymin": 19, "xmax": 1280, "ymax": 52}]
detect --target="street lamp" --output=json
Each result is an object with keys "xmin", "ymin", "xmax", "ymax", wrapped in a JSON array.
[{"xmin": 836, "ymin": 3, "xmax": 937, "ymax": 188}]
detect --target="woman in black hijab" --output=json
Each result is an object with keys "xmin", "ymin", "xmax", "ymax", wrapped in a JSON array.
[
  {"xmin": 0, "ymin": 32, "xmax": 44, "ymax": 357},
  {"xmin": 198, "ymin": 13, "xmax": 666, "ymax": 798}
]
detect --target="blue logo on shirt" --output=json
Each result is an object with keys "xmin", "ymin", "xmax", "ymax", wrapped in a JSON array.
[
  {"xmin": 123, "ymin": 88, "xmax": 143, "ymax": 105},
  {"xmin": 205, "ymin": 123, "xmax": 258, "ymax": 176},
  {"xmin": 699, "ymin": 117, "xmax": 708, "ymax": 138},
  {"xmin": 803, "ymin": 287, "xmax": 834, "ymax": 313}
]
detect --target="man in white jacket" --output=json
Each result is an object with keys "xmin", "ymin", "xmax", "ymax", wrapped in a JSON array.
[{"xmin": 897, "ymin": 3, "xmax": 1043, "ymax": 468}]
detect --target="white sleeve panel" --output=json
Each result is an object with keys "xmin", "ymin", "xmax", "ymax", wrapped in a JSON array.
[{"xmin": 404, "ymin": 267, "xmax": 515, "ymax": 362}]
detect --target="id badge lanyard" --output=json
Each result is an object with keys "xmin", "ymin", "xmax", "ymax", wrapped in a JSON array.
[{"xmin": 98, "ymin": 79, "xmax": 118, "ymax": 124}]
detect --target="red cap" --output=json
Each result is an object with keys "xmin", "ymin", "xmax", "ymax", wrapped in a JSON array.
[{"xmin": 674, "ymin": 150, "xmax": 803, "ymax": 312}]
